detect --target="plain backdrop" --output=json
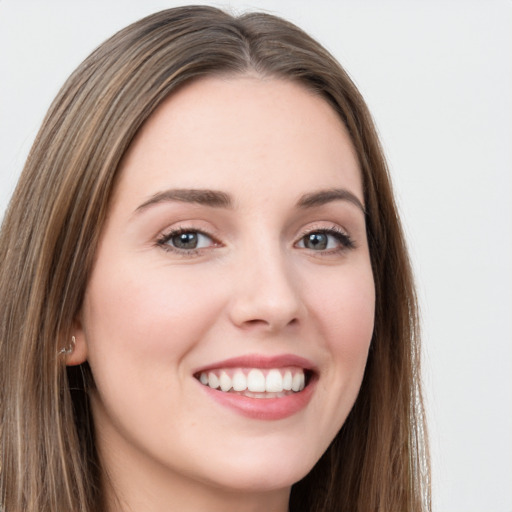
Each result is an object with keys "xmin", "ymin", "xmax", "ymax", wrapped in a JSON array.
[{"xmin": 1, "ymin": 1, "xmax": 511, "ymax": 511}]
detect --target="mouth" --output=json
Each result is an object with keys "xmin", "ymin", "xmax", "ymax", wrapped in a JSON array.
[
  {"xmin": 192, "ymin": 354, "xmax": 317, "ymax": 419},
  {"xmin": 194, "ymin": 367, "xmax": 312, "ymax": 398}
]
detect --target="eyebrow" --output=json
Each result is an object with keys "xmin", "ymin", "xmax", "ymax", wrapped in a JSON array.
[
  {"xmin": 134, "ymin": 186, "xmax": 365, "ymax": 215},
  {"xmin": 135, "ymin": 188, "xmax": 233, "ymax": 213},
  {"xmin": 296, "ymin": 188, "xmax": 366, "ymax": 214}
]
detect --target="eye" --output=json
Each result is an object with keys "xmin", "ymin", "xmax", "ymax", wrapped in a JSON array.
[
  {"xmin": 296, "ymin": 228, "xmax": 355, "ymax": 252},
  {"xmin": 157, "ymin": 228, "xmax": 217, "ymax": 252}
]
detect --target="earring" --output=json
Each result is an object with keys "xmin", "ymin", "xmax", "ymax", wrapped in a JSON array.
[{"xmin": 58, "ymin": 335, "xmax": 76, "ymax": 356}]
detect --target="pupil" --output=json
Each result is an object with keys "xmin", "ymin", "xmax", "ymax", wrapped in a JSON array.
[
  {"xmin": 173, "ymin": 232, "xmax": 198, "ymax": 249},
  {"xmin": 306, "ymin": 233, "xmax": 327, "ymax": 250}
]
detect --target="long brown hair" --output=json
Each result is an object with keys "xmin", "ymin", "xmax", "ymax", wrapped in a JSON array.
[{"xmin": 0, "ymin": 6, "xmax": 430, "ymax": 511}]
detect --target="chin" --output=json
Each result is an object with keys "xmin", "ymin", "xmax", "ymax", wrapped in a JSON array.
[{"xmin": 196, "ymin": 445, "xmax": 320, "ymax": 493}]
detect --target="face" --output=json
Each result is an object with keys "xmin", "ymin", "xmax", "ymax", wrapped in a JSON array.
[{"xmin": 75, "ymin": 76, "xmax": 375, "ymax": 504}]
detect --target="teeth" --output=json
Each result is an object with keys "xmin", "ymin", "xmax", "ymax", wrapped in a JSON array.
[
  {"xmin": 265, "ymin": 369, "xmax": 283, "ymax": 392},
  {"xmin": 219, "ymin": 371, "xmax": 232, "ymax": 392},
  {"xmin": 283, "ymin": 370, "xmax": 292, "ymax": 390},
  {"xmin": 291, "ymin": 372, "xmax": 305, "ymax": 392},
  {"xmin": 247, "ymin": 369, "xmax": 266, "ymax": 392},
  {"xmin": 208, "ymin": 372, "xmax": 219, "ymax": 389},
  {"xmin": 199, "ymin": 368, "xmax": 307, "ymax": 394},
  {"xmin": 232, "ymin": 371, "xmax": 247, "ymax": 391}
]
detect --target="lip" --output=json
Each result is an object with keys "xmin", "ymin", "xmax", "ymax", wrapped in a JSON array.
[
  {"xmin": 192, "ymin": 353, "xmax": 317, "ymax": 374},
  {"xmin": 193, "ymin": 353, "xmax": 317, "ymax": 420}
]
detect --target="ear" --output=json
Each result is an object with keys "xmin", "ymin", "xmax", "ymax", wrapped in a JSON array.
[{"xmin": 66, "ymin": 315, "xmax": 88, "ymax": 366}]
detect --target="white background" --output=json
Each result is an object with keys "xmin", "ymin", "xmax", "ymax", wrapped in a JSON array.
[{"xmin": 1, "ymin": 1, "xmax": 511, "ymax": 510}]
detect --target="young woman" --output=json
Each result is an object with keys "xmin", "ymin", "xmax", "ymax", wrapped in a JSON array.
[{"xmin": 0, "ymin": 6, "xmax": 430, "ymax": 512}]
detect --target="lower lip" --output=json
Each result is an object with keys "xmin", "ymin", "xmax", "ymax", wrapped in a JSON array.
[{"xmin": 198, "ymin": 379, "xmax": 316, "ymax": 420}]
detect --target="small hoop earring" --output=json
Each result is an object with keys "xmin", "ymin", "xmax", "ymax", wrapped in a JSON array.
[{"xmin": 58, "ymin": 335, "xmax": 76, "ymax": 356}]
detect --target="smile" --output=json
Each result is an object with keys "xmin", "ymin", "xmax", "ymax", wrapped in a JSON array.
[
  {"xmin": 196, "ymin": 367, "xmax": 307, "ymax": 397},
  {"xmin": 193, "ymin": 355, "xmax": 316, "ymax": 420}
]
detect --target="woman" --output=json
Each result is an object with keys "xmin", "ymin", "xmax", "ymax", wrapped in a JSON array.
[{"xmin": 0, "ymin": 6, "xmax": 430, "ymax": 512}]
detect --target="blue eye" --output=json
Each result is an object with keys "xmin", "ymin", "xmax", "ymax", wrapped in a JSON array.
[
  {"xmin": 297, "ymin": 229, "xmax": 354, "ymax": 252},
  {"xmin": 158, "ymin": 229, "xmax": 215, "ymax": 252}
]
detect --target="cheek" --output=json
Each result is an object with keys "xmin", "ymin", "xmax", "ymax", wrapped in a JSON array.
[
  {"xmin": 306, "ymin": 262, "xmax": 375, "ymax": 384},
  {"xmin": 314, "ymin": 264, "xmax": 375, "ymax": 345},
  {"xmin": 82, "ymin": 260, "xmax": 225, "ymax": 367},
  {"xmin": 81, "ymin": 261, "xmax": 228, "ymax": 443}
]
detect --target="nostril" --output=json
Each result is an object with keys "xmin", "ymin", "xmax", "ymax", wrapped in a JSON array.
[
  {"xmin": 240, "ymin": 316, "xmax": 299, "ymax": 331},
  {"xmin": 238, "ymin": 318, "xmax": 272, "ymax": 331},
  {"xmin": 246, "ymin": 318, "xmax": 267, "ymax": 325}
]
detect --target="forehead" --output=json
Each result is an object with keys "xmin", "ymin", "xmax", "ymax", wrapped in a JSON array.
[{"xmin": 116, "ymin": 75, "xmax": 363, "ymax": 208}]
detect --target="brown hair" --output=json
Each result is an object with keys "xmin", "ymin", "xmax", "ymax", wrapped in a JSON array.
[{"xmin": 0, "ymin": 6, "xmax": 430, "ymax": 511}]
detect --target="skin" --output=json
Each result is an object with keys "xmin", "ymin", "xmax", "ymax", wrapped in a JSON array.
[{"xmin": 71, "ymin": 76, "xmax": 375, "ymax": 512}]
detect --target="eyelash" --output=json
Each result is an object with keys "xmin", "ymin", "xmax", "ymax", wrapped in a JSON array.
[
  {"xmin": 156, "ymin": 227, "xmax": 219, "ymax": 255},
  {"xmin": 156, "ymin": 225, "xmax": 356, "ymax": 256},
  {"xmin": 296, "ymin": 226, "xmax": 356, "ymax": 254}
]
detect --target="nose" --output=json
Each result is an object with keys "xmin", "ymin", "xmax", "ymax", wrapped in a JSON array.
[{"xmin": 228, "ymin": 245, "xmax": 304, "ymax": 332}]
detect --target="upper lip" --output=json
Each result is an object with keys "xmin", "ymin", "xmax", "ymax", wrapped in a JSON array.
[{"xmin": 192, "ymin": 353, "xmax": 317, "ymax": 375}]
